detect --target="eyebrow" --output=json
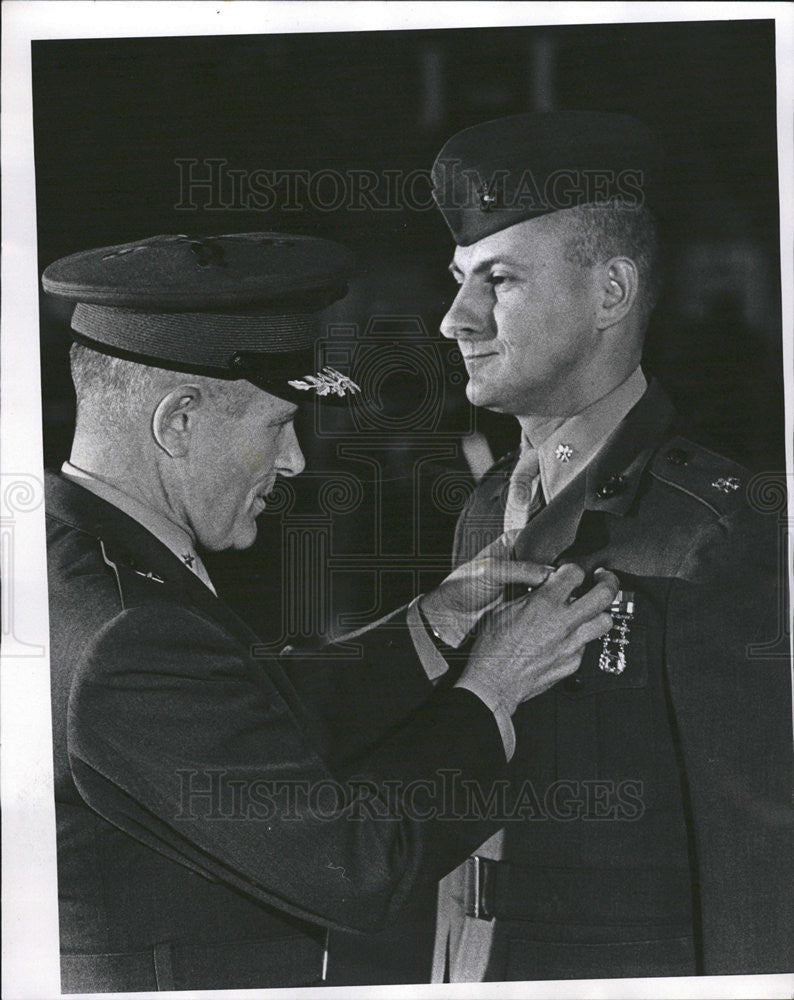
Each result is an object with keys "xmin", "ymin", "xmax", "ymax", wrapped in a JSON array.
[{"xmin": 448, "ymin": 255, "xmax": 529, "ymax": 277}]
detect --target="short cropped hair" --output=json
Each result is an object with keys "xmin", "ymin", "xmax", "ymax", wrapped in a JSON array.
[
  {"xmin": 557, "ymin": 201, "xmax": 661, "ymax": 329},
  {"xmin": 69, "ymin": 343, "xmax": 256, "ymax": 428}
]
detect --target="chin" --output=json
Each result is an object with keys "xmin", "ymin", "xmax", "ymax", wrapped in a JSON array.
[
  {"xmin": 466, "ymin": 380, "xmax": 501, "ymax": 412},
  {"xmin": 230, "ymin": 522, "xmax": 259, "ymax": 551},
  {"xmin": 465, "ymin": 380, "xmax": 484, "ymax": 405},
  {"xmin": 198, "ymin": 518, "xmax": 259, "ymax": 553}
]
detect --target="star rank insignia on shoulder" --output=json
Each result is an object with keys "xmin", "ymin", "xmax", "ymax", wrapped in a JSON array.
[{"xmin": 649, "ymin": 435, "xmax": 750, "ymax": 517}]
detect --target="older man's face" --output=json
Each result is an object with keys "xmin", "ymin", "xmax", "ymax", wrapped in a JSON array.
[
  {"xmin": 440, "ymin": 213, "xmax": 600, "ymax": 417},
  {"xmin": 182, "ymin": 387, "xmax": 305, "ymax": 551}
]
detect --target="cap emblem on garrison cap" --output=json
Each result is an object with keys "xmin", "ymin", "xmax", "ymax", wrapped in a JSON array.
[{"xmin": 476, "ymin": 181, "xmax": 498, "ymax": 213}]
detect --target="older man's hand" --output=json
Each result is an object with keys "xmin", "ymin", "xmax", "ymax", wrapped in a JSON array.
[
  {"xmin": 461, "ymin": 565, "xmax": 620, "ymax": 716},
  {"xmin": 418, "ymin": 530, "xmax": 553, "ymax": 648}
]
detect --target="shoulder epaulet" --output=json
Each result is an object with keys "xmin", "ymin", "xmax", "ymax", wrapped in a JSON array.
[
  {"xmin": 649, "ymin": 435, "xmax": 750, "ymax": 518},
  {"xmin": 98, "ymin": 538, "xmax": 172, "ymax": 609}
]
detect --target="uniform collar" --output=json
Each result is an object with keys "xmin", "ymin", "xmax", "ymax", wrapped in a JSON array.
[
  {"xmin": 60, "ymin": 462, "xmax": 216, "ymax": 594},
  {"xmin": 45, "ymin": 470, "xmax": 267, "ymax": 656},
  {"xmin": 583, "ymin": 377, "xmax": 677, "ymax": 516},
  {"xmin": 511, "ymin": 378, "xmax": 678, "ymax": 565},
  {"xmin": 518, "ymin": 366, "xmax": 648, "ymax": 503}
]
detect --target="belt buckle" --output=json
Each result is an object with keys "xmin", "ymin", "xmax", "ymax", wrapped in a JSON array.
[{"xmin": 464, "ymin": 855, "xmax": 497, "ymax": 920}]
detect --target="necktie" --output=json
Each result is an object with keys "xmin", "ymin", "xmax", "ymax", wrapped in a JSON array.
[{"xmin": 503, "ymin": 445, "xmax": 543, "ymax": 532}]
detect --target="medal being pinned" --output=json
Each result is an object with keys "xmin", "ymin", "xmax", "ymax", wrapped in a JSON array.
[{"xmin": 598, "ymin": 589, "xmax": 635, "ymax": 675}]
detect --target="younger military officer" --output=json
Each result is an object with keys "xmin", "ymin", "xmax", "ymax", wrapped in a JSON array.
[
  {"xmin": 42, "ymin": 232, "xmax": 618, "ymax": 993},
  {"xmin": 428, "ymin": 112, "xmax": 793, "ymax": 981}
]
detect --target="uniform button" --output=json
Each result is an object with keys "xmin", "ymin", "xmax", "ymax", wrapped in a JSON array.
[
  {"xmin": 596, "ymin": 475, "xmax": 626, "ymax": 499},
  {"xmin": 562, "ymin": 674, "xmax": 584, "ymax": 692},
  {"xmin": 666, "ymin": 447, "xmax": 690, "ymax": 466}
]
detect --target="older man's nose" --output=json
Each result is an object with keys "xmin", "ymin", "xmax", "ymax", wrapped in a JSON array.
[{"xmin": 278, "ymin": 424, "xmax": 306, "ymax": 478}]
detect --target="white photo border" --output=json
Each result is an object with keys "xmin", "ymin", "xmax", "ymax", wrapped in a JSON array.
[{"xmin": 3, "ymin": 3, "xmax": 792, "ymax": 998}]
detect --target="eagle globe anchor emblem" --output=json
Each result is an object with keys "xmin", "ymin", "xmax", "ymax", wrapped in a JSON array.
[{"xmin": 476, "ymin": 181, "xmax": 498, "ymax": 212}]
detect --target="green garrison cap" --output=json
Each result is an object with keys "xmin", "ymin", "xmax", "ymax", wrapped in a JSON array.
[
  {"xmin": 431, "ymin": 111, "xmax": 663, "ymax": 246},
  {"xmin": 42, "ymin": 232, "xmax": 361, "ymax": 404}
]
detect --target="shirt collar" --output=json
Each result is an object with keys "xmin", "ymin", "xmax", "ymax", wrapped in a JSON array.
[
  {"xmin": 517, "ymin": 366, "xmax": 648, "ymax": 502},
  {"xmin": 60, "ymin": 462, "xmax": 217, "ymax": 594}
]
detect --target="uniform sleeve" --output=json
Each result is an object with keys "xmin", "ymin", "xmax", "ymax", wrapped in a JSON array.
[
  {"xmin": 451, "ymin": 475, "xmax": 506, "ymax": 570},
  {"xmin": 666, "ymin": 504, "xmax": 794, "ymax": 974},
  {"xmin": 67, "ymin": 603, "xmax": 507, "ymax": 933},
  {"xmin": 451, "ymin": 491, "xmax": 478, "ymax": 569},
  {"xmin": 405, "ymin": 597, "xmax": 452, "ymax": 682},
  {"xmin": 279, "ymin": 604, "xmax": 438, "ymax": 767}
]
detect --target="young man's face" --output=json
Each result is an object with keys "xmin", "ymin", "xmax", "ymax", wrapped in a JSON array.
[
  {"xmin": 440, "ymin": 212, "xmax": 602, "ymax": 417},
  {"xmin": 182, "ymin": 387, "xmax": 305, "ymax": 551}
]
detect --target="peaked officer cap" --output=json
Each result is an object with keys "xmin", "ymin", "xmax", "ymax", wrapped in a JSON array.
[{"xmin": 42, "ymin": 233, "xmax": 360, "ymax": 404}]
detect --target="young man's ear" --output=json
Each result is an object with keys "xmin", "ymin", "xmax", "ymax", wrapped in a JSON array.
[
  {"xmin": 152, "ymin": 385, "xmax": 203, "ymax": 457},
  {"xmin": 595, "ymin": 257, "xmax": 639, "ymax": 330}
]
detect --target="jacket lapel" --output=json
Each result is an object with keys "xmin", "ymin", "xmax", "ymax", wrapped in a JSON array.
[
  {"xmin": 512, "ymin": 380, "xmax": 677, "ymax": 566},
  {"xmin": 45, "ymin": 470, "xmax": 261, "ymax": 648},
  {"xmin": 46, "ymin": 469, "xmax": 336, "ymax": 760},
  {"xmin": 512, "ymin": 472, "xmax": 588, "ymax": 565}
]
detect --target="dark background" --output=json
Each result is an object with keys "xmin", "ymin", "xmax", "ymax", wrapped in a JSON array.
[
  {"xmin": 34, "ymin": 19, "xmax": 785, "ymax": 640},
  {"xmin": 34, "ymin": 14, "xmax": 785, "ymax": 654},
  {"xmin": 32, "ymin": 17, "xmax": 785, "ymax": 985}
]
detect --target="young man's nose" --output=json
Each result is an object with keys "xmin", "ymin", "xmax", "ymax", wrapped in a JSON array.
[{"xmin": 439, "ymin": 283, "xmax": 495, "ymax": 341}]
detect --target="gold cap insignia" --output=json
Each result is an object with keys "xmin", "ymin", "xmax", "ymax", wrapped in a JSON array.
[{"xmin": 287, "ymin": 366, "xmax": 361, "ymax": 397}]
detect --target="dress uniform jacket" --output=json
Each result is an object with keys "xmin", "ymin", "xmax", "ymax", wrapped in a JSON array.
[
  {"xmin": 435, "ymin": 379, "xmax": 793, "ymax": 981},
  {"xmin": 46, "ymin": 470, "xmax": 509, "ymax": 993}
]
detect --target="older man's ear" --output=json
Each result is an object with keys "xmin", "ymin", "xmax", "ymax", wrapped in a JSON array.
[{"xmin": 152, "ymin": 386, "xmax": 202, "ymax": 458}]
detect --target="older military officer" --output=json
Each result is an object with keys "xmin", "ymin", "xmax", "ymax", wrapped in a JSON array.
[
  {"xmin": 43, "ymin": 232, "xmax": 618, "ymax": 992},
  {"xmin": 429, "ymin": 113, "xmax": 793, "ymax": 981}
]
